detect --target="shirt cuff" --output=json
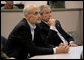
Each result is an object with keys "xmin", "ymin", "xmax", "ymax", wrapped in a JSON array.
[
  {"xmin": 50, "ymin": 26, "xmax": 57, "ymax": 31},
  {"xmin": 53, "ymin": 47, "xmax": 58, "ymax": 54},
  {"xmin": 69, "ymin": 41, "xmax": 74, "ymax": 44}
]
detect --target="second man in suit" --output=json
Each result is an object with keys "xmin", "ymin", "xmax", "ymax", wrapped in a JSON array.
[{"xmin": 38, "ymin": 5, "xmax": 77, "ymax": 47}]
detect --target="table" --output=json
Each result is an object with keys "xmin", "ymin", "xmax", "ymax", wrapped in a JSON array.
[{"xmin": 29, "ymin": 46, "xmax": 83, "ymax": 59}]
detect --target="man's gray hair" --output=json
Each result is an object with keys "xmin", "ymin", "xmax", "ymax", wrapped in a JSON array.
[{"xmin": 39, "ymin": 5, "xmax": 51, "ymax": 15}]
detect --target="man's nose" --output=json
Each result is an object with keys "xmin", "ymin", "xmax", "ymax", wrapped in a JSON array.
[
  {"xmin": 38, "ymin": 13, "xmax": 41, "ymax": 18},
  {"xmin": 50, "ymin": 13, "xmax": 52, "ymax": 17},
  {"xmin": 49, "ymin": 13, "xmax": 52, "ymax": 17}
]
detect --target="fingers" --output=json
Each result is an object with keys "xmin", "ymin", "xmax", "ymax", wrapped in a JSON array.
[
  {"xmin": 59, "ymin": 43, "xmax": 69, "ymax": 53},
  {"xmin": 64, "ymin": 45, "xmax": 69, "ymax": 53},
  {"xmin": 62, "ymin": 45, "xmax": 69, "ymax": 50},
  {"xmin": 59, "ymin": 43, "xmax": 77, "ymax": 47},
  {"xmin": 69, "ymin": 43, "xmax": 78, "ymax": 47},
  {"xmin": 59, "ymin": 43, "xmax": 68, "ymax": 46},
  {"xmin": 56, "ymin": 45, "xmax": 69, "ymax": 54},
  {"xmin": 58, "ymin": 43, "xmax": 77, "ymax": 54},
  {"xmin": 59, "ymin": 43, "xmax": 64, "ymax": 46},
  {"xmin": 48, "ymin": 19, "xmax": 56, "ymax": 26}
]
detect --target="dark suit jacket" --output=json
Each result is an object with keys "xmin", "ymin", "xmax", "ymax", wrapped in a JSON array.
[
  {"xmin": 5, "ymin": 18, "xmax": 54, "ymax": 59},
  {"xmin": 37, "ymin": 20, "xmax": 74, "ymax": 46}
]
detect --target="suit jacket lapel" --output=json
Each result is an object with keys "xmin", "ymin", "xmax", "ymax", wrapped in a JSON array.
[
  {"xmin": 41, "ymin": 21, "xmax": 50, "ymax": 32},
  {"xmin": 56, "ymin": 20, "xmax": 69, "ymax": 42},
  {"xmin": 23, "ymin": 18, "xmax": 32, "ymax": 41}
]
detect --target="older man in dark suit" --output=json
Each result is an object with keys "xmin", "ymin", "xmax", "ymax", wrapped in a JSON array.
[
  {"xmin": 5, "ymin": 4, "xmax": 69, "ymax": 59},
  {"xmin": 38, "ymin": 5, "xmax": 77, "ymax": 47}
]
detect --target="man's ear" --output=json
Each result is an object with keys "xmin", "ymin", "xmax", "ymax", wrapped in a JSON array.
[
  {"xmin": 25, "ymin": 14, "xmax": 28, "ymax": 18},
  {"xmin": 24, "ymin": 14, "xmax": 29, "ymax": 20}
]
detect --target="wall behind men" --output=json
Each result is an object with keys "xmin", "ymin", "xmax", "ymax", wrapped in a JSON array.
[
  {"xmin": 65, "ymin": 1, "xmax": 83, "ymax": 8},
  {"xmin": 1, "ymin": 8, "xmax": 83, "ymax": 45}
]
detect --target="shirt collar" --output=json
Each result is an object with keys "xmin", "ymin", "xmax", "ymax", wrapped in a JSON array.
[
  {"xmin": 27, "ymin": 20, "xmax": 36, "ymax": 30},
  {"xmin": 42, "ymin": 21, "xmax": 48, "ymax": 25}
]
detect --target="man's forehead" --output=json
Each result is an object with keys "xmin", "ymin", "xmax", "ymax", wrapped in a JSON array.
[
  {"xmin": 25, "ymin": 5, "xmax": 40, "ymax": 14},
  {"xmin": 31, "ymin": 7, "xmax": 40, "ymax": 12},
  {"xmin": 43, "ymin": 7, "xmax": 51, "ymax": 11},
  {"xmin": 44, "ymin": 7, "xmax": 51, "ymax": 10},
  {"xmin": 26, "ymin": 4, "xmax": 39, "ymax": 10}
]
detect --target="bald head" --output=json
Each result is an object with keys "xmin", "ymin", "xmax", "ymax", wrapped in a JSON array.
[
  {"xmin": 23, "ymin": 4, "xmax": 41, "ymax": 26},
  {"xmin": 23, "ymin": 4, "xmax": 38, "ymax": 15}
]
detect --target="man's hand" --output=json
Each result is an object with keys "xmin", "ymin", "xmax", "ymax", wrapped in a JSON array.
[
  {"xmin": 56, "ymin": 44, "xmax": 69, "ymax": 54},
  {"xmin": 59, "ymin": 42, "xmax": 77, "ymax": 47},
  {"xmin": 7, "ymin": 57, "xmax": 16, "ymax": 59},
  {"xmin": 69, "ymin": 43, "xmax": 78, "ymax": 47},
  {"xmin": 48, "ymin": 19, "xmax": 56, "ymax": 26},
  {"xmin": 59, "ymin": 43, "xmax": 68, "ymax": 46}
]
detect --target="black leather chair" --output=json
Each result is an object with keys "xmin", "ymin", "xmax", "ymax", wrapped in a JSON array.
[{"xmin": 1, "ymin": 36, "xmax": 7, "ymax": 52}]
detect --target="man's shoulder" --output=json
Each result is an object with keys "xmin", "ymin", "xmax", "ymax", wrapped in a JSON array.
[
  {"xmin": 12, "ymin": 18, "xmax": 27, "ymax": 30},
  {"xmin": 16, "ymin": 18, "xmax": 27, "ymax": 27}
]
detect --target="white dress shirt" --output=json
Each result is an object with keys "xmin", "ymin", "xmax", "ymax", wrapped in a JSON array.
[
  {"xmin": 27, "ymin": 21, "xmax": 36, "ymax": 41},
  {"xmin": 27, "ymin": 21, "xmax": 36, "ymax": 58}
]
